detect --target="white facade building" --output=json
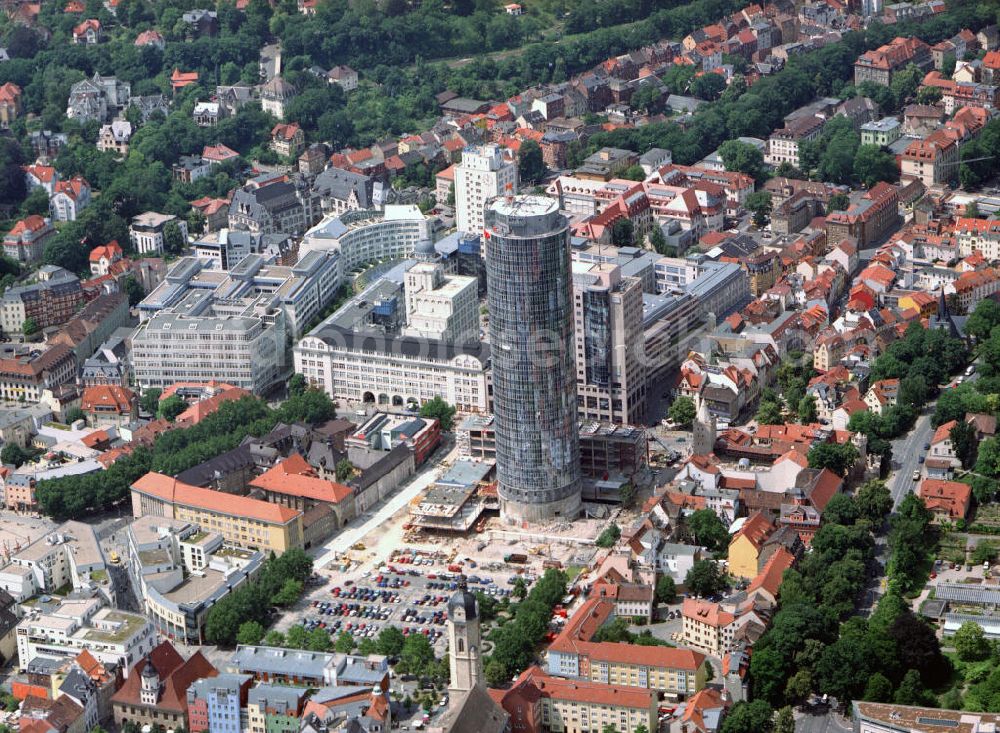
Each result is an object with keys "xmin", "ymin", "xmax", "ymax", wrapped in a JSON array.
[
  {"xmin": 15, "ymin": 596, "xmax": 155, "ymax": 675},
  {"xmin": 454, "ymin": 144, "xmax": 518, "ymax": 235},
  {"xmin": 299, "ymin": 206, "xmax": 432, "ymax": 272},
  {"xmin": 401, "ymin": 263, "xmax": 478, "ymax": 342}
]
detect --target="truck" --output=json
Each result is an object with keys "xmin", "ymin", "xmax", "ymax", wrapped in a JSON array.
[{"xmin": 505, "ymin": 553, "xmax": 528, "ymax": 564}]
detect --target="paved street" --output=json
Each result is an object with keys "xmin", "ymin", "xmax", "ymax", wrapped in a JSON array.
[
  {"xmin": 796, "ymin": 710, "xmax": 852, "ymax": 733},
  {"xmin": 888, "ymin": 410, "xmax": 932, "ymax": 508},
  {"xmin": 311, "ymin": 446, "xmax": 458, "ymax": 569}
]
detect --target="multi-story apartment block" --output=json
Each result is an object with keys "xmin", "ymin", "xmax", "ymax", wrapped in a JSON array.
[
  {"xmin": 854, "ymin": 36, "xmax": 933, "ymax": 86},
  {"xmin": 400, "ymin": 262, "xmax": 478, "ymax": 342},
  {"xmin": 3, "ymin": 215, "xmax": 56, "ymax": 264},
  {"xmin": 454, "ymin": 144, "xmax": 518, "ymax": 234},
  {"xmin": 495, "ymin": 665, "xmax": 658, "ymax": 733},
  {"xmin": 127, "ymin": 517, "xmax": 265, "ymax": 645},
  {"xmin": 573, "ymin": 262, "xmax": 646, "ymax": 425},
  {"xmin": 900, "ymin": 131, "xmax": 960, "ymax": 186},
  {"xmin": 765, "ymin": 115, "xmax": 826, "ymax": 167},
  {"xmin": 954, "ymin": 217, "xmax": 1000, "ymax": 259},
  {"xmin": 0, "ymin": 265, "xmax": 82, "ymax": 333},
  {"xmin": 547, "ymin": 597, "xmax": 707, "ymax": 699},
  {"xmin": 949, "ymin": 268, "xmax": 1000, "ymax": 313},
  {"xmin": 681, "ymin": 597, "xmax": 737, "ymax": 654},
  {"xmin": 0, "ymin": 521, "xmax": 112, "ymax": 602},
  {"xmin": 15, "ymin": 597, "xmax": 156, "ymax": 674},
  {"xmin": 860, "ymin": 117, "xmax": 902, "ymax": 146},
  {"xmin": 825, "ymin": 182, "xmax": 900, "ymax": 248},
  {"xmin": 0, "ymin": 344, "xmax": 77, "ymax": 403},
  {"xmin": 130, "ymin": 473, "xmax": 305, "ymax": 554},
  {"xmin": 131, "ymin": 304, "xmax": 287, "ymax": 394},
  {"xmin": 246, "ymin": 685, "xmax": 305, "ymax": 733},
  {"xmin": 187, "ymin": 673, "xmax": 253, "ymax": 733}
]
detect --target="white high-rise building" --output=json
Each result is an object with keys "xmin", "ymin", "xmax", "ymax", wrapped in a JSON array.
[
  {"xmin": 454, "ymin": 144, "xmax": 518, "ymax": 235},
  {"xmin": 401, "ymin": 262, "xmax": 478, "ymax": 342}
]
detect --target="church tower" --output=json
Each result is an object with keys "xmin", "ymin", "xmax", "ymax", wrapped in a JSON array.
[
  {"xmin": 691, "ymin": 396, "xmax": 717, "ymax": 456},
  {"xmin": 139, "ymin": 660, "xmax": 160, "ymax": 706},
  {"xmin": 447, "ymin": 576, "xmax": 482, "ymax": 695}
]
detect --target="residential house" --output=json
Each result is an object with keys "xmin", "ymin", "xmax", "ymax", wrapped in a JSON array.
[
  {"xmin": 0, "ymin": 82, "xmax": 21, "ymax": 127},
  {"xmin": 926, "ymin": 419, "xmax": 963, "ymax": 478},
  {"xmin": 270, "ymin": 123, "xmax": 304, "ymax": 158},
  {"xmin": 825, "ymin": 182, "xmax": 900, "ymax": 248},
  {"xmin": 900, "ymin": 131, "xmax": 960, "ymax": 186},
  {"xmin": 918, "ymin": 478, "xmax": 972, "ymax": 522},
  {"xmin": 327, "ymin": 66, "xmax": 358, "ymax": 92},
  {"xmin": 854, "ymin": 36, "xmax": 933, "ymax": 86},
  {"xmin": 50, "ymin": 177, "xmax": 90, "ymax": 222},
  {"xmin": 864, "ymin": 378, "xmax": 899, "ymax": 416},
  {"xmin": 260, "ymin": 77, "xmax": 297, "ymax": 119},
  {"xmin": 4, "ymin": 215, "xmax": 55, "ymax": 264},
  {"xmin": 72, "ymin": 19, "xmax": 102, "ymax": 44},
  {"xmin": 97, "ymin": 120, "xmax": 132, "ymax": 156},
  {"xmin": 728, "ymin": 512, "xmax": 775, "ymax": 579},
  {"xmin": 80, "ymin": 385, "xmax": 136, "ymax": 428}
]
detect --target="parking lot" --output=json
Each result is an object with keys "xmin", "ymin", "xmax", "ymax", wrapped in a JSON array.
[{"xmin": 278, "ymin": 547, "xmax": 523, "ymax": 654}]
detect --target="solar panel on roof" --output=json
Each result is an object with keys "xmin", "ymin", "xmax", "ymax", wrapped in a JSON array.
[{"xmin": 916, "ymin": 718, "xmax": 959, "ymax": 728}]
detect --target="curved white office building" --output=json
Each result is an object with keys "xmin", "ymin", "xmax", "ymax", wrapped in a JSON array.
[{"xmin": 299, "ymin": 205, "xmax": 433, "ymax": 273}]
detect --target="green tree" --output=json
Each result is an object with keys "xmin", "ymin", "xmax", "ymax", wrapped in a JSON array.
[
  {"xmin": 1, "ymin": 443, "xmax": 29, "ymax": 467},
  {"xmin": 335, "ymin": 630, "xmax": 356, "ymax": 653},
  {"xmin": 966, "ymin": 299, "xmax": 1000, "ymax": 341},
  {"xmin": 335, "ymin": 458, "xmax": 355, "ymax": 483},
  {"xmin": 827, "ymin": 192, "xmax": 850, "ymax": 211},
  {"xmin": 668, "ymin": 396, "xmax": 697, "ymax": 427},
  {"xmin": 237, "ymin": 621, "xmax": 265, "ymax": 646},
  {"xmin": 611, "ymin": 218, "xmax": 634, "ymax": 246},
  {"xmin": 288, "ymin": 373, "xmax": 307, "ymax": 397},
  {"xmin": 688, "ymin": 509, "xmax": 728, "ymax": 552},
  {"xmin": 797, "ymin": 395, "xmax": 818, "ymax": 424},
  {"xmin": 853, "ymin": 145, "xmax": 899, "ymax": 188},
  {"xmin": 139, "ymin": 388, "xmax": 162, "ymax": 415},
  {"xmin": 286, "ymin": 625, "xmax": 309, "ymax": 649},
  {"xmin": 720, "ymin": 700, "xmax": 775, "ymax": 733},
  {"xmin": 162, "ymin": 221, "xmax": 186, "ymax": 255},
  {"xmin": 894, "ymin": 668, "xmax": 934, "ymax": 706},
  {"xmin": 775, "ymin": 707, "xmax": 795, "ymax": 733},
  {"xmin": 595, "ymin": 522, "xmax": 621, "ymax": 548},
  {"xmin": 485, "ymin": 659, "xmax": 508, "ymax": 686},
  {"xmin": 746, "ymin": 190, "xmax": 773, "ymax": 228},
  {"xmin": 807, "ymin": 441, "xmax": 859, "ymax": 476},
  {"xmin": 823, "ymin": 493, "xmax": 859, "ymax": 526},
  {"xmin": 377, "ymin": 625, "xmax": 406, "ymax": 656},
  {"xmin": 954, "ymin": 621, "xmax": 990, "ymax": 662},
  {"xmin": 916, "ymin": 86, "xmax": 943, "ymax": 105},
  {"xmin": 619, "ymin": 483, "xmax": 636, "ymax": 508},
  {"xmin": 158, "ymin": 395, "xmax": 187, "ymax": 422},
  {"xmin": 863, "ymin": 672, "xmax": 894, "ymax": 702},
  {"xmin": 718, "ymin": 139, "xmax": 765, "ymax": 182},
  {"xmin": 263, "ymin": 630, "xmax": 286, "ymax": 647},
  {"xmin": 512, "ymin": 576, "xmax": 527, "ymax": 600},
  {"xmin": 518, "ymin": 139, "xmax": 546, "ymax": 184},
  {"xmin": 854, "ymin": 479, "xmax": 892, "ymax": 524},
  {"xmin": 21, "ymin": 317, "xmax": 39, "ymax": 336},
  {"xmin": 950, "ymin": 420, "xmax": 978, "ymax": 469},
  {"xmin": 65, "ymin": 407, "xmax": 86, "ymax": 424},
  {"xmin": 685, "ymin": 559, "xmax": 727, "ymax": 597},
  {"xmin": 656, "ymin": 575, "xmax": 676, "ymax": 604},
  {"xmin": 419, "ymin": 396, "xmax": 457, "ymax": 431},
  {"xmin": 122, "ymin": 275, "xmax": 145, "ymax": 306},
  {"xmin": 756, "ymin": 399, "xmax": 783, "ymax": 425},
  {"xmin": 271, "ymin": 578, "xmax": 304, "ymax": 606}
]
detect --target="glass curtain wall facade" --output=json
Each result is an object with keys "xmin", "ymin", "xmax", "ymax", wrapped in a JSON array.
[{"xmin": 484, "ymin": 196, "xmax": 582, "ymax": 522}]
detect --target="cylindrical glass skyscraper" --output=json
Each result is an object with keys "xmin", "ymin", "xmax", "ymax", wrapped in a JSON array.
[{"xmin": 484, "ymin": 195, "xmax": 582, "ymax": 523}]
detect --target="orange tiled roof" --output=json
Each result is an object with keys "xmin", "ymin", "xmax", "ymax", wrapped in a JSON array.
[{"xmin": 132, "ymin": 472, "xmax": 302, "ymax": 524}]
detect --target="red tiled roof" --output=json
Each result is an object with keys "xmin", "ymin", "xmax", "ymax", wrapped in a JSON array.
[
  {"xmin": 132, "ymin": 472, "xmax": 302, "ymax": 524},
  {"xmin": 81, "ymin": 385, "xmax": 134, "ymax": 414},
  {"xmin": 918, "ymin": 479, "xmax": 971, "ymax": 519},
  {"xmin": 250, "ymin": 454, "xmax": 352, "ymax": 504}
]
